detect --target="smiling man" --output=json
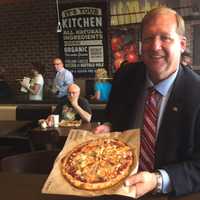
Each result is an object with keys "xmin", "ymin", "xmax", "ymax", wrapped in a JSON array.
[{"xmin": 95, "ymin": 7, "xmax": 200, "ymax": 198}]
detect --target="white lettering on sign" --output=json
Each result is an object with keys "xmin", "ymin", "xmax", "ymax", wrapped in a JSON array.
[
  {"xmin": 64, "ymin": 46, "xmax": 88, "ymax": 53},
  {"xmin": 62, "ymin": 7, "xmax": 102, "ymax": 17},
  {"xmin": 62, "ymin": 17, "xmax": 102, "ymax": 28}
]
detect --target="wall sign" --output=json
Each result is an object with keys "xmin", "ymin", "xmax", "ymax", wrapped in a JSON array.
[{"xmin": 59, "ymin": 1, "xmax": 108, "ymax": 77}]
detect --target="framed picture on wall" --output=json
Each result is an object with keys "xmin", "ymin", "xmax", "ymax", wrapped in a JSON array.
[{"xmin": 110, "ymin": 26, "xmax": 140, "ymax": 72}]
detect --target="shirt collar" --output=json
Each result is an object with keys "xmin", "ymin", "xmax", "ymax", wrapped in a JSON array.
[
  {"xmin": 146, "ymin": 66, "xmax": 179, "ymax": 96},
  {"xmin": 57, "ymin": 67, "xmax": 65, "ymax": 73}
]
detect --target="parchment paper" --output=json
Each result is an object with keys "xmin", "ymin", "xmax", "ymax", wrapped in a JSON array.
[{"xmin": 42, "ymin": 128, "xmax": 140, "ymax": 198}]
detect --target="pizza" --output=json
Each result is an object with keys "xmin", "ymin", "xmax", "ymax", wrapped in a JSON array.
[
  {"xmin": 59, "ymin": 120, "xmax": 81, "ymax": 127},
  {"xmin": 60, "ymin": 137, "xmax": 134, "ymax": 190}
]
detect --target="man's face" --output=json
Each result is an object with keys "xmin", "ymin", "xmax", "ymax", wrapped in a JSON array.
[
  {"xmin": 67, "ymin": 85, "xmax": 80, "ymax": 98},
  {"xmin": 53, "ymin": 59, "xmax": 64, "ymax": 72},
  {"xmin": 141, "ymin": 13, "xmax": 186, "ymax": 83}
]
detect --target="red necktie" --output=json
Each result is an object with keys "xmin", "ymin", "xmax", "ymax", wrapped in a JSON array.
[{"xmin": 139, "ymin": 88, "xmax": 161, "ymax": 171}]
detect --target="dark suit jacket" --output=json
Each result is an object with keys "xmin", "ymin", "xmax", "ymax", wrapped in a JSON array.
[{"xmin": 106, "ymin": 62, "xmax": 200, "ymax": 196}]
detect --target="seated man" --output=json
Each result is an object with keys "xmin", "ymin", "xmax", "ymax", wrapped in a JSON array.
[{"xmin": 45, "ymin": 83, "xmax": 92, "ymax": 126}]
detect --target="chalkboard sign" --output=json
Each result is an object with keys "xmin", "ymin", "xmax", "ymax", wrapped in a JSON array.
[{"xmin": 59, "ymin": 0, "xmax": 108, "ymax": 77}]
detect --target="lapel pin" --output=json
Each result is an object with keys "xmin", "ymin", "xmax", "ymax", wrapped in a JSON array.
[{"xmin": 172, "ymin": 106, "xmax": 178, "ymax": 112}]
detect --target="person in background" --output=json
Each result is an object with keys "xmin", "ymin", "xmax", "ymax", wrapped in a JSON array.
[
  {"xmin": 0, "ymin": 68, "xmax": 13, "ymax": 99},
  {"xmin": 180, "ymin": 51, "xmax": 192, "ymax": 69},
  {"xmin": 90, "ymin": 68, "xmax": 112, "ymax": 102},
  {"xmin": 20, "ymin": 62, "xmax": 44, "ymax": 100},
  {"xmin": 52, "ymin": 57, "xmax": 74, "ymax": 98},
  {"xmin": 45, "ymin": 83, "xmax": 92, "ymax": 126},
  {"xmin": 95, "ymin": 7, "xmax": 200, "ymax": 197}
]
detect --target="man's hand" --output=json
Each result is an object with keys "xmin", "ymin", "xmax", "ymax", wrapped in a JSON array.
[
  {"xmin": 68, "ymin": 94, "xmax": 78, "ymax": 107},
  {"xmin": 124, "ymin": 171, "xmax": 158, "ymax": 198},
  {"xmin": 94, "ymin": 124, "xmax": 111, "ymax": 134},
  {"xmin": 46, "ymin": 115, "xmax": 53, "ymax": 127}
]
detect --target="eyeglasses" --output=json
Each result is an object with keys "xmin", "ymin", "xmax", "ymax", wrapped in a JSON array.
[{"xmin": 68, "ymin": 91, "xmax": 78, "ymax": 95}]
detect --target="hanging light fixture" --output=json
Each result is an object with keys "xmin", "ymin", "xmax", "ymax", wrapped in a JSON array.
[{"xmin": 56, "ymin": 0, "xmax": 62, "ymax": 33}]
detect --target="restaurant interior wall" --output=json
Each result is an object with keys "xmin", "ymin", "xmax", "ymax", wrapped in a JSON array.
[
  {"xmin": 0, "ymin": 0, "xmax": 59, "ymax": 99},
  {"xmin": 0, "ymin": 0, "xmax": 200, "ymax": 102},
  {"xmin": 109, "ymin": 0, "xmax": 200, "ymax": 70}
]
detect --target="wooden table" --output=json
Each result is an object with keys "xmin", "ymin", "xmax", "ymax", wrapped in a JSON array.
[
  {"xmin": 0, "ymin": 172, "xmax": 200, "ymax": 200},
  {"xmin": 1, "ymin": 172, "xmax": 199, "ymax": 200},
  {"xmin": 0, "ymin": 120, "xmax": 32, "ymax": 136},
  {"xmin": 29, "ymin": 123, "xmax": 98, "ymax": 150}
]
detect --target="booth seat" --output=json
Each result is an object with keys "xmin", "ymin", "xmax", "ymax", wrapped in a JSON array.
[
  {"xmin": 0, "ymin": 105, "xmax": 16, "ymax": 121},
  {"xmin": 0, "ymin": 102, "xmax": 106, "ymax": 123},
  {"xmin": 16, "ymin": 104, "xmax": 54, "ymax": 121},
  {"xmin": 0, "ymin": 104, "xmax": 54, "ymax": 121}
]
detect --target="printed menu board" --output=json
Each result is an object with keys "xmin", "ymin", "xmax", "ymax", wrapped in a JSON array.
[{"xmin": 59, "ymin": 1, "xmax": 108, "ymax": 77}]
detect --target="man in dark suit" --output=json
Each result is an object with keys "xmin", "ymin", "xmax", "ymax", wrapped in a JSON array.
[{"xmin": 95, "ymin": 7, "xmax": 200, "ymax": 198}]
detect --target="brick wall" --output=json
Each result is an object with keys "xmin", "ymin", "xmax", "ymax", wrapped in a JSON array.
[
  {"xmin": 0, "ymin": 0, "xmax": 59, "ymax": 95},
  {"xmin": 0, "ymin": 0, "xmax": 105, "ymax": 97}
]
